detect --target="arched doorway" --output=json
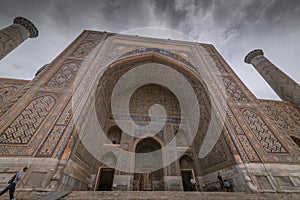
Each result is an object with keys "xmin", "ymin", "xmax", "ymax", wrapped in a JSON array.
[
  {"xmin": 180, "ymin": 155, "xmax": 196, "ymax": 191},
  {"xmin": 133, "ymin": 138, "xmax": 164, "ymax": 191},
  {"xmin": 93, "ymin": 52, "xmax": 212, "ymax": 191},
  {"xmin": 96, "ymin": 152, "xmax": 117, "ymax": 191},
  {"xmin": 97, "ymin": 168, "xmax": 115, "ymax": 191}
]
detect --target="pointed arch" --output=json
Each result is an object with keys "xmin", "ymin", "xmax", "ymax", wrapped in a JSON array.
[
  {"xmin": 175, "ymin": 129, "xmax": 190, "ymax": 147},
  {"xmin": 179, "ymin": 154, "xmax": 194, "ymax": 169},
  {"xmin": 107, "ymin": 125, "xmax": 122, "ymax": 144}
]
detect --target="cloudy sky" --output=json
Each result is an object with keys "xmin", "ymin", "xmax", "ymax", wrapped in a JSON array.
[{"xmin": 0, "ymin": 0, "xmax": 299, "ymax": 100}]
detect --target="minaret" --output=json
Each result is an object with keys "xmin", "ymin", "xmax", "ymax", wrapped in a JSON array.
[
  {"xmin": 0, "ymin": 16, "xmax": 38, "ymax": 60},
  {"xmin": 245, "ymin": 49, "xmax": 300, "ymax": 110}
]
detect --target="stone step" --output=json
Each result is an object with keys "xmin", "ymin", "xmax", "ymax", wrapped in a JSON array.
[
  {"xmin": 39, "ymin": 191, "xmax": 69, "ymax": 200},
  {"xmin": 61, "ymin": 191, "xmax": 300, "ymax": 200},
  {"xmin": 0, "ymin": 191, "xmax": 299, "ymax": 200},
  {"xmin": 0, "ymin": 190, "xmax": 52, "ymax": 200}
]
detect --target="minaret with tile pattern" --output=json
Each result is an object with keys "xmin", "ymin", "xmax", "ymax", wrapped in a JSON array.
[
  {"xmin": 245, "ymin": 49, "xmax": 300, "ymax": 109},
  {"xmin": 0, "ymin": 16, "xmax": 38, "ymax": 60}
]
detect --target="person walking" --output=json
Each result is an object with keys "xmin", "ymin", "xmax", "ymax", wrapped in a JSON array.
[
  {"xmin": 217, "ymin": 172, "xmax": 224, "ymax": 190},
  {"xmin": 0, "ymin": 167, "xmax": 28, "ymax": 200},
  {"xmin": 224, "ymin": 179, "xmax": 231, "ymax": 192}
]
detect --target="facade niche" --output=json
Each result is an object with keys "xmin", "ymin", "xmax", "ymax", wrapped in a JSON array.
[
  {"xmin": 179, "ymin": 155, "xmax": 196, "ymax": 191},
  {"xmin": 291, "ymin": 136, "xmax": 300, "ymax": 148},
  {"xmin": 175, "ymin": 129, "xmax": 190, "ymax": 147},
  {"xmin": 107, "ymin": 125, "xmax": 122, "ymax": 145}
]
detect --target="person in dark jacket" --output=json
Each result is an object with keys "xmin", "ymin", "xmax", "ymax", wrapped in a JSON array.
[
  {"xmin": 0, "ymin": 167, "xmax": 28, "ymax": 200},
  {"xmin": 217, "ymin": 172, "xmax": 224, "ymax": 190}
]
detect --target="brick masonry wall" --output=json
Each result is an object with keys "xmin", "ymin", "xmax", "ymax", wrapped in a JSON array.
[{"xmin": 0, "ymin": 30, "xmax": 299, "ymax": 192}]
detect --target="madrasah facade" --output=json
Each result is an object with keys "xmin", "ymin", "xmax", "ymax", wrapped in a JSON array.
[{"xmin": 0, "ymin": 17, "xmax": 299, "ymax": 192}]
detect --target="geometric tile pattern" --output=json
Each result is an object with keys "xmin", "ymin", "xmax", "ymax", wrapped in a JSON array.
[
  {"xmin": 0, "ymin": 79, "xmax": 29, "ymax": 116},
  {"xmin": 261, "ymin": 102, "xmax": 300, "ymax": 134},
  {"xmin": 46, "ymin": 60, "xmax": 82, "ymax": 87},
  {"xmin": 86, "ymin": 32, "xmax": 105, "ymax": 40},
  {"xmin": 200, "ymin": 44, "xmax": 227, "ymax": 73},
  {"xmin": 0, "ymin": 79, "xmax": 34, "ymax": 118},
  {"xmin": 242, "ymin": 109, "xmax": 287, "ymax": 153},
  {"xmin": 71, "ymin": 41, "xmax": 98, "ymax": 59},
  {"xmin": 0, "ymin": 94, "xmax": 56, "ymax": 144},
  {"xmin": 223, "ymin": 77, "xmax": 249, "ymax": 102},
  {"xmin": 260, "ymin": 101, "xmax": 300, "ymax": 151},
  {"xmin": 226, "ymin": 111, "xmax": 261, "ymax": 162},
  {"xmin": 0, "ymin": 31, "xmax": 16, "ymax": 51},
  {"xmin": 201, "ymin": 43, "xmax": 216, "ymax": 55},
  {"xmin": 36, "ymin": 125, "xmax": 66, "ymax": 157},
  {"xmin": 0, "ymin": 86, "xmax": 18, "ymax": 107},
  {"xmin": 262, "ymin": 104, "xmax": 289, "ymax": 129},
  {"xmin": 36, "ymin": 101, "xmax": 72, "ymax": 157},
  {"xmin": 237, "ymin": 135, "xmax": 261, "ymax": 162},
  {"xmin": 118, "ymin": 48, "xmax": 198, "ymax": 72},
  {"xmin": 210, "ymin": 55, "xmax": 227, "ymax": 73},
  {"xmin": 0, "ymin": 26, "xmax": 22, "ymax": 59}
]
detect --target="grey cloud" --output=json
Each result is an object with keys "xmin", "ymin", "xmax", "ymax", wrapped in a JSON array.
[
  {"xmin": 0, "ymin": 0, "xmax": 299, "ymax": 100},
  {"xmin": 152, "ymin": 0, "xmax": 188, "ymax": 28},
  {"xmin": 194, "ymin": 0, "xmax": 214, "ymax": 10}
]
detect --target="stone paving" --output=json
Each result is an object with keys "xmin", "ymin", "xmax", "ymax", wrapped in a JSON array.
[
  {"xmin": 0, "ymin": 190, "xmax": 51, "ymax": 200},
  {"xmin": 1, "ymin": 191, "xmax": 300, "ymax": 200}
]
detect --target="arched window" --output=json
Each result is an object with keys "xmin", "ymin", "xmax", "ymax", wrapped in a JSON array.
[{"xmin": 107, "ymin": 125, "xmax": 122, "ymax": 145}]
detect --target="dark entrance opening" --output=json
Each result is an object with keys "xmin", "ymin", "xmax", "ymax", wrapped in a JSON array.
[
  {"xmin": 291, "ymin": 136, "xmax": 300, "ymax": 148},
  {"xmin": 181, "ymin": 169, "xmax": 193, "ymax": 191},
  {"xmin": 134, "ymin": 138, "xmax": 164, "ymax": 191},
  {"xmin": 97, "ymin": 168, "xmax": 115, "ymax": 191}
]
